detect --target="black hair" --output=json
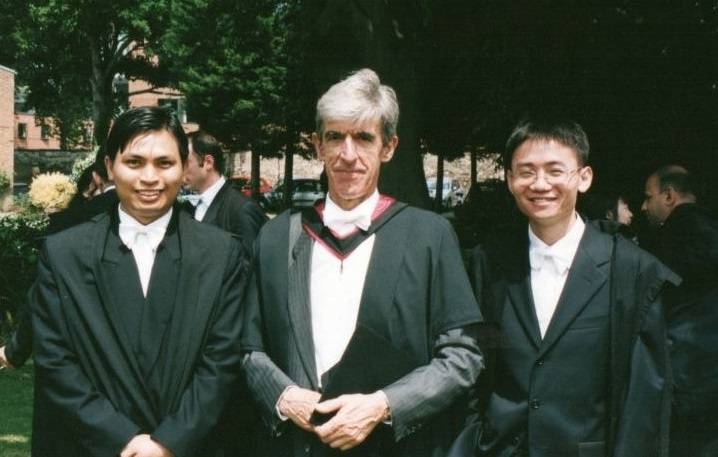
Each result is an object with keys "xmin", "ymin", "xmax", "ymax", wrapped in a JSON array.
[
  {"xmin": 103, "ymin": 106, "xmax": 188, "ymax": 164},
  {"xmin": 188, "ymin": 130, "xmax": 226, "ymax": 175},
  {"xmin": 582, "ymin": 190, "xmax": 623, "ymax": 222},
  {"xmin": 504, "ymin": 116, "xmax": 589, "ymax": 170}
]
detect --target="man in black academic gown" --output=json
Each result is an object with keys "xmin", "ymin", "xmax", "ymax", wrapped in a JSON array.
[
  {"xmin": 642, "ymin": 165, "xmax": 718, "ymax": 457},
  {"xmin": 183, "ymin": 130, "xmax": 267, "ymax": 254},
  {"xmin": 452, "ymin": 118, "xmax": 679, "ymax": 457},
  {"xmin": 31, "ymin": 106, "xmax": 248, "ymax": 457},
  {"xmin": 241, "ymin": 69, "xmax": 483, "ymax": 457}
]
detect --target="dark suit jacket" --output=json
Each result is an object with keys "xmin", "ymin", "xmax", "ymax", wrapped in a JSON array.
[
  {"xmin": 653, "ymin": 203, "xmax": 718, "ymax": 419},
  {"xmin": 201, "ymin": 180, "xmax": 267, "ymax": 254},
  {"xmin": 31, "ymin": 208, "xmax": 248, "ymax": 457},
  {"xmin": 241, "ymin": 206, "xmax": 484, "ymax": 457},
  {"xmin": 453, "ymin": 222, "xmax": 679, "ymax": 457}
]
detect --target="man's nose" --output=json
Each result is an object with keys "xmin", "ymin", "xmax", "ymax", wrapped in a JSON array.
[
  {"xmin": 641, "ymin": 200, "xmax": 647, "ymax": 212},
  {"xmin": 339, "ymin": 136, "xmax": 358, "ymax": 161},
  {"xmin": 529, "ymin": 171, "xmax": 551, "ymax": 190},
  {"xmin": 140, "ymin": 165, "xmax": 159, "ymax": 182}
]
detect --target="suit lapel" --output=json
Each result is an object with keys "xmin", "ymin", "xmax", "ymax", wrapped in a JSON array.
[
  {"xmin": 202, "ymin": 181, "xmax": 229, "ymax": 226},
  {"xmin": 537, "ymin": 225, "xmax": 610, "ymax": 358},
  {"xmin": 287, "ymin": 230, "xmax": 320, "ymax": 389},
  {"xmin": 501, "ymin": 231, "xmax": 542, "ymax": 349},
  {"xmin": 94, "ymin": 216, "xmax": 154, "ymax": 406}
]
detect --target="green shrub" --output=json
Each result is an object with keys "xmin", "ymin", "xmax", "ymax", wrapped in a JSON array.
[
  {"xmin": 0, "ymin": 170, "xmax": 10, "ymax": 194},
  {"xmin": 0, "ymin": 206, "xmax": 48, "ymax": 336}
]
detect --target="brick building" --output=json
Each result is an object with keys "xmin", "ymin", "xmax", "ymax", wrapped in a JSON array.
[{"xmin": 0, "ymin": 65, "xmax": 15, "ymax": 210}]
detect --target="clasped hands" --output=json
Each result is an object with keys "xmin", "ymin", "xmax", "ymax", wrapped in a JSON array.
[
  {"xmin": 278, "ymin": 386, "xmax": 391, "ymax": 451},
  {"xmin": 120, "ymin": 434, "xmax": 173, "ymax": 457}
]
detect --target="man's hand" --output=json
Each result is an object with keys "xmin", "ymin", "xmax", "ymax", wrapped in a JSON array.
[
  {"xmin": 313, "ymin": 391, "xmax": 390, "ymax": 450},
  {"xmin": 120, "ymin": 434, "xmax": 174, "ymax": 457},
  {"xmin": 278, "ymin": 386, "xmax": 322, "ymax": 432},
  {"xmin": 0, "ymin": 346, "xmax": 13, "ymax": 370}
]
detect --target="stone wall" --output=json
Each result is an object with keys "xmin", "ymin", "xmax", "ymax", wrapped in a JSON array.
[{"xmin": 0, "ymin": 65, "xmax": 15, "ymax": 209}]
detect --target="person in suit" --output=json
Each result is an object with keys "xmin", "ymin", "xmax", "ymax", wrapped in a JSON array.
[
  {"xmin": 183, "ymin": 130, "xmax": 267, "ymax": 254},
  {"xmin": 30, "ymin": 106, "xmax": 248, "ymax": 457},
  {"xmin": 241, "ymin": 68, "xmax": 483, "ymax": 457},
  {"xmin": 641, "ymin": 165, "xmax": 718, "ymax": 457},
  {"xmin": 182, "ymin": 131, "xmax": 267, "ymax": 454},
  {"xmin": 452, "ymin": 117, "xmax": 679, "ymax": 457},
  {"xmin": 1, "ymin": 152, "xmax": 120, "ymax": 371}
]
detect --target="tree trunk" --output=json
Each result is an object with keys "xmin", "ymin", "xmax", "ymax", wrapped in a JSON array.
[
  {"xmin": 283, "ymin": 138, "xmax": 295, "ymax": 209},
  {"xmin": 88, "ymin": 38, "xmax": 113, "ymax": 147},
  {"xmin": 470, "ymin": 147, "xmax": 478, "ymax": 185},
  {"xmin": 251, "ymin": 150, "xmax": 261, "ymax": 202},
  {"xmin": 434, "ymin": 153, "xmax": 445, "ymax": 211}
]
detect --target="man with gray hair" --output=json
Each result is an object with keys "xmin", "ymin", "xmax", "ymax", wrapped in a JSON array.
[
  {"xmin": 241, "ymin": 68, "xmax": 483, "ymax": 457},
  {"xmin": 642, "ymin": 165, "xmax": 718, "ymax": 456}
]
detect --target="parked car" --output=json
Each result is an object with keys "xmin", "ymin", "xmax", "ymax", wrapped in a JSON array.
[
  {"xmin": 266, "ymin": 178, "xmax": 325, "ymax": 210},
  {"xmin": 229, "ymin": 176, "xmax": 273, "ymax": 198},
  {"xmin": 426, "ymin": 177, "xmax": 465, "ymax": 207}
]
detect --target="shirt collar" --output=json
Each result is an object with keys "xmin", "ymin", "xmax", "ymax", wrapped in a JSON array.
[
  {"xmin": 323, "ymin": 190, "xmax": 379, "ymax": 236},
  {"xmin": 528, "ymin": 213, "xmax": 585, "ymax": 273},
  {"xmin": 198, "ymin": 176, "xmax": 226, "ymax": 208}
]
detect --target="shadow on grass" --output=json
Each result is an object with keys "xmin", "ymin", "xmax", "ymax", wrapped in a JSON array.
[{"xmin": 0, "ymin": 362, "xmax": 33, "ymax": 457}]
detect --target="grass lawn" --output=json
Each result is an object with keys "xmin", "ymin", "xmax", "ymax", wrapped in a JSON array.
[{"xmin": 0, "ymin": 362, "xmax": 33, "ymax": 457}]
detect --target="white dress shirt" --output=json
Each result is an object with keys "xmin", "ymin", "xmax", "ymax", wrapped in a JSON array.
[
  {"xmin": 194, "ymin": 176, "xmax": 226, "ymax": 222},
  {"xmin": 310, "ymin": 191, "xmax": 379, "ymax": 383},
  {"xmin": 528, "ymin": 214, "xmax": 585, "ymax": 337},
  {"xmin": 118, "ymin": 206, "xmax": 172, "ymax": 297}
]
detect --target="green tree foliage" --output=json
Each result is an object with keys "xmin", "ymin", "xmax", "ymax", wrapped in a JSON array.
[
  {"xmin": 161, "ymin": 0, "xmax": 288, "ymax": 155},
  {"xmin": 8, "ymin": 0, "xmax": 173, "ymax": 146}
]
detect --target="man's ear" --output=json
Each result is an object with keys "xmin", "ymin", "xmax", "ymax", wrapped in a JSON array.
[
  {"xmin": 577, "ymin": 166, "xmax": 593, "ymax": 194},
  {"xmin": 203, "ymin": 154, "xmax": 215, "ymax": 171},
  {"xmin": 104, "ymin": 156, "xmax": 113, "ymax": 181},
  {"xmin": 664, "ymin": 186, "xmax": 678, "ymax": 208},
  {"xmin": 380, "ymin": 136, "xmax": 398, "ymax": 163}
]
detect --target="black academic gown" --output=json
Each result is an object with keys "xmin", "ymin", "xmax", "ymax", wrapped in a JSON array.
[
  {"xmin": 242, "ymin": 202, "xmax": 483, "ymax": 457},
  {"xmin": 195, "ymin": 181, "xmax": 267, "ymax": 457},
  {"xmin": 201, "ymin": 180, "xmax": 268, "ymax": 254},
  {"xmin": 452, "ymin": 222, "xmax": 679, "ymax": 457},
  {"xmin": 649, "ymin": 203, "xmax": 718, "ymax": 455},
  {"xmin": 31, "ymin": 207, "xmax": 248, "ymax": 457}
]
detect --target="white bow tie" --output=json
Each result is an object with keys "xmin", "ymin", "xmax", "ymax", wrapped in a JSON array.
[
  {"xmin": 529, "ymin": 247, "xmax": 571, "ymax": 275},
  {"xmin": 323, "ymin": 210, "xmax": 372, "ymax": 234},
  {"xmin": 119, "ymin": 224, "xmax": 166, "ymax": 251}
]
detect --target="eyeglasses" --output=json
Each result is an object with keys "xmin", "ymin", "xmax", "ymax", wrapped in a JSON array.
[{"xmin": 510, "ymin": 167, "xmax": 582, "ymax": 185}]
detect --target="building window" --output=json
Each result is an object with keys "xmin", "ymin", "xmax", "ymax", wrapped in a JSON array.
[
  {"xmin": 17, "ymin": 123, "xmax": 27, "ymax": 139},
  {"xmin": 41, "ymin": 124, "xmax": 50, "ymax": 140},
  {"xmin": 158, "ymin": 98, "xmax": 187, "ymax": 123}
]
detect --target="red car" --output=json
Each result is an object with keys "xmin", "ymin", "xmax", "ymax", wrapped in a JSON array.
[{"xmin": 229, "ymin": 176, "xmax": 272, "ymax": 198}]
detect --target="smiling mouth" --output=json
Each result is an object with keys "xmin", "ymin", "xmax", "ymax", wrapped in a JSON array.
[
  {"xmin": 529, "ymin": 197, "xmax": 556, "ymax": 203},
  {"xmin": 136, "ymin": 189, "xmax": 163, "ymax": 199}
]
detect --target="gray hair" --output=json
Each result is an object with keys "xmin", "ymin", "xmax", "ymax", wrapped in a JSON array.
[{"xmin": 315, "ymin": 68, "xmax": 399, "ymax": 145}]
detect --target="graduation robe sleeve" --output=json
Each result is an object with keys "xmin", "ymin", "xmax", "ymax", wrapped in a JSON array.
[
  {"xmin": 32, "ymin": 246, "xmax": 141, "ymax": 455},
  {"xmin": 381, "ymin": 217, "xmax": 483, "ymax": 440}
]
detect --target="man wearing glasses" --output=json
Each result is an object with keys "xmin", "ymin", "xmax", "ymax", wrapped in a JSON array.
[{"xmin": 453, "ymin": 117, "xmax": 679, "ymax": 457}]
